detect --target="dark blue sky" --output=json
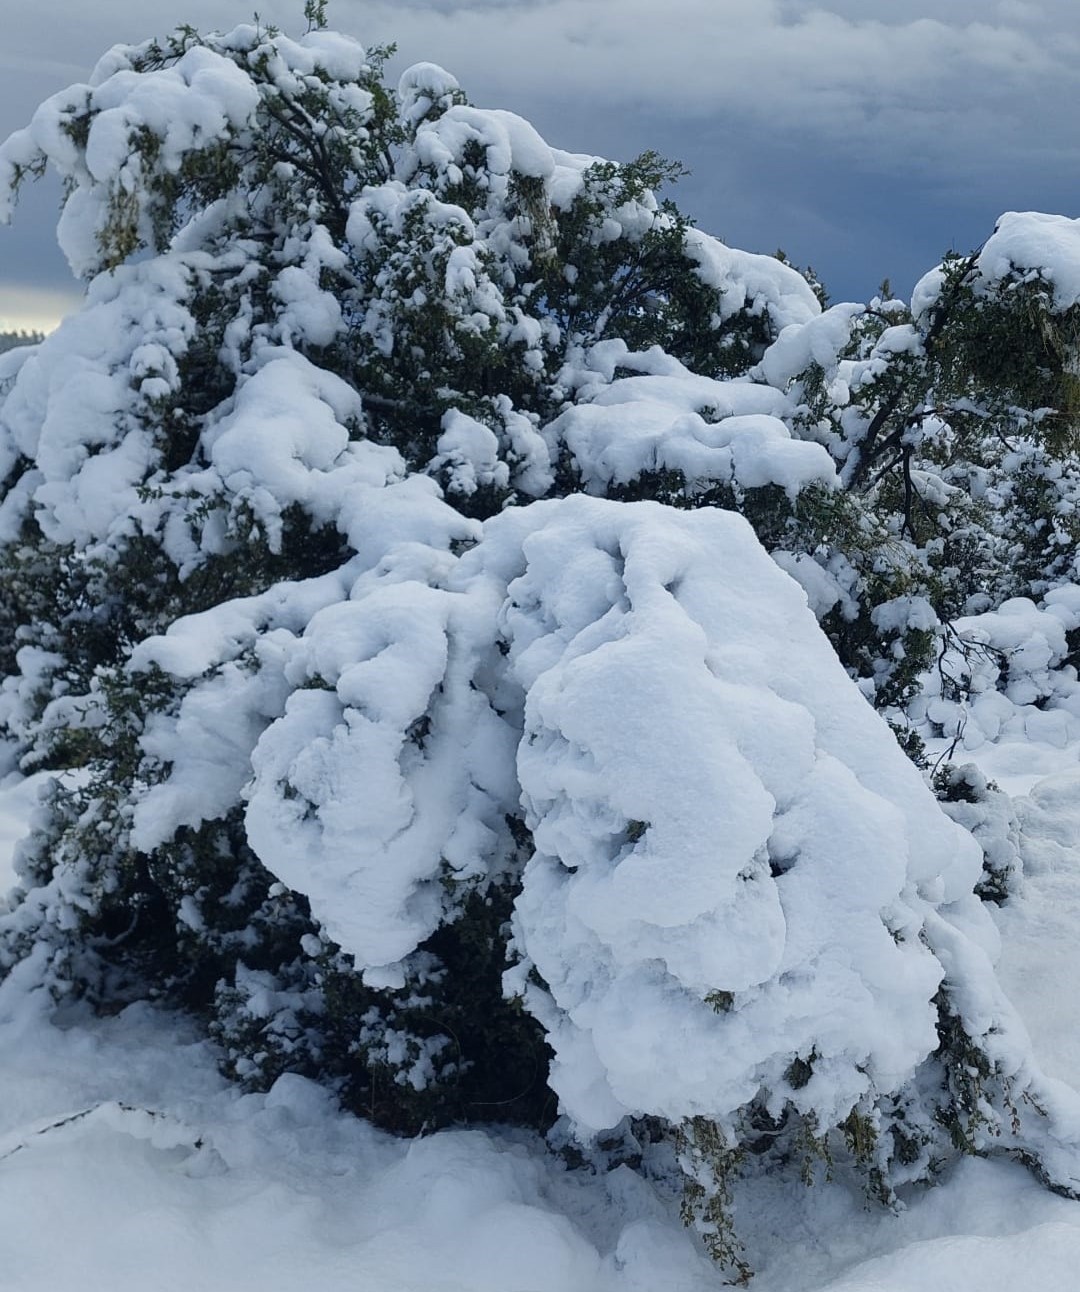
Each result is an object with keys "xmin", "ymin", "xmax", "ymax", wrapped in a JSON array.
[{"xmin": 2, "ymin": 0, "xmax": 1078, "ymax": 327}]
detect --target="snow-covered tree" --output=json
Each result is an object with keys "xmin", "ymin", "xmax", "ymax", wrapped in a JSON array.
[
  {"xmin": 2, "ymin": 12, "xmax": 1080, "ymax": 1276},
  {"xmin": 760, "ymin": 219, "xmax": 1080, "ymax": 718}
]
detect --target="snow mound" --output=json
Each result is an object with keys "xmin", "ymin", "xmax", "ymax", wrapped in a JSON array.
[
  {"xmin": 126, "ymin": 493, "xmax": 1080, "ymax": 1176},
  {"xmin": 0, "ymin": 994, "xmax": 720, "ymax": 1292},
  {"xmin": 493, "ymin": 497, "xmax": 983, "ymax": 1134}
]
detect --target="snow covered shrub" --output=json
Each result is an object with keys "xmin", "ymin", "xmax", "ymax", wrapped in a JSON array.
[
  {"xmin": 759, "ymin": 221, "xmax": 1080, "ymax": 711},
  {"xmin": 487, "ymin": 499, "xmax": 1080, "ymax": 1239},
  {"xmin": 3, "ymin": 12, "xmax": 1080, "ymax": 1275},
  {"xmin": 0, "ymin": 12, "xmax": 816, "ymax": 1112},
  {"xmin": 932, "ymin": 763, "xmax": 1022, "ymax": 903},
  {"xmin": 914, "ymin": 591, "xmax": 1080, "ymax": 761}
]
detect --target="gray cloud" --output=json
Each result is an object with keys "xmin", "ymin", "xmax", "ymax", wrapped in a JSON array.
[
  {"xmin": 6, "ymin": 1, "xmax": 1075, "ymax": 173},
  {"xmin": 336, "ymin": 1, "xmax": 1078, "ymax": 175},
  {"xmin": 1, "ymin": 0, "xmax": 1078, "ymax": 323}
]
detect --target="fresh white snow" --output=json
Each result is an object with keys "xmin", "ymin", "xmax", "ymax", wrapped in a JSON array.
[
  {"xmin": 4, "ymin": 763, "xmax": 1080, "ymax": 1290},
  {"xmin": 4, "ymin": 24, "xmax": 1080, "ymax": 1289},
  {"xmin": 8, "ymin": 572, "xmax": 1080, "ymax": 1288}
]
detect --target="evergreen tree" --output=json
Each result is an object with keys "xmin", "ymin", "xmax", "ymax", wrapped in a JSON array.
[
  {"xmin": 3, "ymin": 15, "xmax": 1080, "ymax": 1277},
  {"xmin": 0, "ymin": 12, "xmax": 827, "ymax": 1133},
  {"xmin": 0, "ymin": 330, "xmax": 43, "ymax": 355},
  {"xmin": 762, "ymin": 229, "xmax": 1080, "ymax": 713}
]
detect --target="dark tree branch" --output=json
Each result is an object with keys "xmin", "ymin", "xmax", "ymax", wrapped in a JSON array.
[
  {"xmin": 848, "ymin": 247, "xmax": 984, "ymax": 490},
  {"xmin": 900, "ymin": 446, "xmax": 915, "ymax": 540}
]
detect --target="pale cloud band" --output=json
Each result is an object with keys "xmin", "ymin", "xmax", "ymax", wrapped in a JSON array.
[{"xmin": 0, "ymin": 284, "xmax": 83, "ymax": 335}]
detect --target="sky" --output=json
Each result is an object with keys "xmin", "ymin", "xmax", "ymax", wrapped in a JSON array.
[{"xmin": 1, "ymin": 0, "xmax": 1078, "ymax": 331}]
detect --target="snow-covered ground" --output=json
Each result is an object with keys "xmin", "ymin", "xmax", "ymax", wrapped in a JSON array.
[{"xmin": 3, "ymin": 754, "xmax": 1080, "ymax": 1290}]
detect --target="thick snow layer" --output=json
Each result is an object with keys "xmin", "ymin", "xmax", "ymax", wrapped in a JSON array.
[
  {"xmin": 433, "ymin": 408, "xmax": 512, "ymax": 497},
  {"xmin": 912, "ymin": 211, "xmax": 1080, "ymax": 317},
  {"xmin": 545, "ymin": 363, "xmax": 837, "ymax": 499},
  {"xmin": 6, "ymin": 753, "xmax": 1080, "ymax": 1290},
  {"xmin": 397, "ymin": 91, "xmax": 597, "ymax": 234},
  {"xmin": 11, "ymin": 687, "xmax": 1080, "ymax": 1291},
  {"xmin": 0, "ymin": 257, "xmax": 196, "ymax": 549},
  {"xmin": 1, "ymin": 26, "xmax": 378, "ymax": 279},
  {"xmin": 244, "ymin": 577, "xmax": 520, "ymax": 965},
  {"xmin": 414, "ymin": 104, "xmax": 557, "ymax": 184},
  {"xmin": 684, "ymin": 228, "xmax": 822, "ymax": 333},
  {"xmin": 125, "ymin": 493, "xmax": 1080, "ymax": 1172},
  {"xmin": 0, "ymin": 993, "xmax": 719, "ymax": 1292},
  {"xmin": 975, "ymin": 211, "xmax": 1080, "ymax": 310},
  {"xmin": 0, "ymin": 275, "xmax": 475, "ymax": 579},
  {"xmin": 487, "ymin": 498, "xmax": 989, "ymax": 1135},
  {"xmin": 397, "ymin": 62, "xmax": 463, "ymax": 129},
  {"xmin": 3, "ymin": 839, "xmax": 1080, "ymax": 1291},
  {"xmin": 757, "ymin": 303, "xmax": 864, "ymax": 391},
  {"xmin": 197, "ymin": 349, "xmax": 475, "ymax": 564}
]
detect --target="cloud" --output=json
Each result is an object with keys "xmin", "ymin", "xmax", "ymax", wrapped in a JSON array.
[
  {"xmin": 0, "ymin": 283, "xmax": 83, "ymax": 334},
  {"xmin": 326, "ymin": 0, "xmax": 1079, "ymax": 179},
  {"xmin": 0, "ymin": 1, "xmax": 1077, "ymax": 308},
  {"xmin": 3, "ymin": 2, "xmax": 1078, "ymax": 190}
]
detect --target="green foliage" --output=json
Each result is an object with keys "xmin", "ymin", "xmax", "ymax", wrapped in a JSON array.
[
  {"xmin": 212, "ymin": 869, "xmax": 554, "ymax": 1137},
  {"xmin": 777, "ymin": 241, "xmax": 1080, "ymax": 714},
  {"xmin": 4, "ymin": 14, "xmax": 1080, "ymax": 1272},
  {"xmin": 932, "ymin": 992, "xmax": 1016, "ymax": 1154},
  {"xmin": 677, "ymin": 1118, "xmax": 751, "ymax": 1283},
  {"xmin": 304, "ymin": 0, "xmax": 329, "ymax": 31}
]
